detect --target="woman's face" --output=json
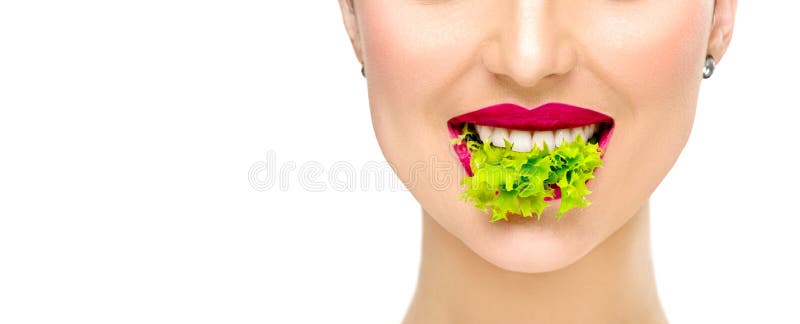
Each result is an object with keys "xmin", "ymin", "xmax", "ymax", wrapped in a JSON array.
[{"xmin": 340, "ymin": 0, "xmax": 722, "ymax": 273}]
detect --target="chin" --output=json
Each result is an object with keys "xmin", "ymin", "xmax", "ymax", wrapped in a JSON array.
[{"xmin": 454, "ymin": 205, "xmax": 601, "ymax": 274}]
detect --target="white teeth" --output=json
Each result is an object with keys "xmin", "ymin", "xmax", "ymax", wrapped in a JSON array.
[
  {"xmin": 476, "ymin": 125, "xmax": 494, "ymax": 142},
  {"xmin": 491, "ymin": 127, "xmax": 510, "ymax": 147},
  {"xmin": 470, "ymin": 123, "xmax": 601, "ymax": 152},
  {"xmin": 583, "ymin": 124, "xmax": 597, "ymax": 141},
  {"xmin": 508, "ymin": 130, "xmax": 533, "ymax": 152},
  {"xmin": 554, "ymin": 129, "xmax": 571, "ymax": 147},
  {"xmin": 531, "ymin": 130, "xmax": 555, "ymax": 150},
  {"xmin": 569, "ymin": 126, "xmax": 586, "ymax": 142}
]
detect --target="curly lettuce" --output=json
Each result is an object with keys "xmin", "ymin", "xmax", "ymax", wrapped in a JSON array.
[{"xmin": 451, "ymin": 125, "xmax": 603, "ymax": 222}]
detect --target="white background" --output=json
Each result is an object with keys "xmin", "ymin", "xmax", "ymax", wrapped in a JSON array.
[{"xmin": 1, "ymin": 1, "xmax": 798, "ymax": 323}]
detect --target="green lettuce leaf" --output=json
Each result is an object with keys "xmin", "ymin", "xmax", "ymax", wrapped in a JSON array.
[{"xmin": 456, "ymin": 124, "xmax": 603, "ymax": 222}]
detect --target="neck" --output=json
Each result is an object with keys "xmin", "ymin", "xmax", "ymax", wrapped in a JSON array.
[{"xmin": 404, "ymin": 201, "xmax": 667, "ymax": 324}]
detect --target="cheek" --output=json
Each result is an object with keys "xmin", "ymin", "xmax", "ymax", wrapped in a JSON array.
[
  {"xmin": 357, "ymin": 3, "xmax": 467, "ymax": 206},
  {"xmin": 361, "ymin": 4, "xmax": 433, "ymax": 100},
  {"xmin": 584, "ymin": 2, "xmax": 709, "ymax": 107},
  {"xmin": 359, "ymin": 2, "xmax": 484, "ymax": 108},
  {"xmin": 579, "ymin": 2, "xmax": 711, "ymax": 205},
  {"xmin": 358, "ymin": 2, "xmax": 483, "ymax": 186}
]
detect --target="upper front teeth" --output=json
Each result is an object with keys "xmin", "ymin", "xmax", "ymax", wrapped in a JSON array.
[
  {"xmin": 554, "ymin": 129, "xmax": 571, "ymax": 147},
  {"xmin": 490, "ymin": 127, "xmax": 509, "ymax": 148},
  {"xmin": 508, "ymin": 130, "xmax": 533, "ymax": 152},
  {"xmin": 475, "ymin": 124, "xmax": 598, "ymax": 152},
  {"xmin": 476, "ymin": 125, "xmax": 493, "ymax": 143}
]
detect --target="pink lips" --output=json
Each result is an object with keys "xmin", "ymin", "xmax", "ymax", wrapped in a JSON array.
[{"xmin": 447, "ymin": 102, "xmax": 615, "ymax": 179}]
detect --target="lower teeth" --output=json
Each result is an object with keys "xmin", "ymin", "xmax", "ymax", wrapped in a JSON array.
[{"xmin": 452, "ymin": 124, "xmax": 604, "ymax": 222}]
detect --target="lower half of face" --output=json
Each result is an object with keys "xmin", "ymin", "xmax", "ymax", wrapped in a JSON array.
[{"xmin": 360, "ymin": 0, "xmax": 712, "ymax": 273}]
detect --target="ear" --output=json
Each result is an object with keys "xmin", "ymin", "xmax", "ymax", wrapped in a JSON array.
[
  {"xmin": 337, "ymin": 0, "xmax": 364, "ymax": 65},
  {"xmin": 707, "ymin": 0, "xmax": 738, "ymax": 64}
]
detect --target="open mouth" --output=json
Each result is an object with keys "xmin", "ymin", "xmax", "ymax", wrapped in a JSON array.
[{"xmin": 447, "ymin": 102, "xmax": 615, "ymax": 222}]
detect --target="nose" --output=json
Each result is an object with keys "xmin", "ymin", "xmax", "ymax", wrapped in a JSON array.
[{"xmin": 480, "ymin": 0, "xmax": 578, "ymax": 88}]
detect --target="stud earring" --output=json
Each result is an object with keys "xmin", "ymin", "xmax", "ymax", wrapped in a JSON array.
[
  {"xmin": 361, "ymin": 65, "xmax": 365, "ymax": 78},
  {"xmin": 703, "ymin": 54, "xmax": 716, "ymax": 79}
]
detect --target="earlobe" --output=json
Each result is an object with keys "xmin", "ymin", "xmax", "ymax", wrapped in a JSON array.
[
  {"xmin": 337, "ymin": 0, "xmax": 364, "ymax": 65},
  {"xmin": 707, "ymin": 0, "xmax": 738, "ymax": 64}
]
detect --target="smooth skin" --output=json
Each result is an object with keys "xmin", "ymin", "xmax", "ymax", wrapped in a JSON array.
[{"xmin": 338, "ymin": 0, "xmax": 736, "ymax": 323}]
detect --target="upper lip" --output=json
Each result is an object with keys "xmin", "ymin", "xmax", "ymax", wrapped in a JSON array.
[{"xmin": 447, "ymin": 102, "xmax": 613, "ymax": 137}]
